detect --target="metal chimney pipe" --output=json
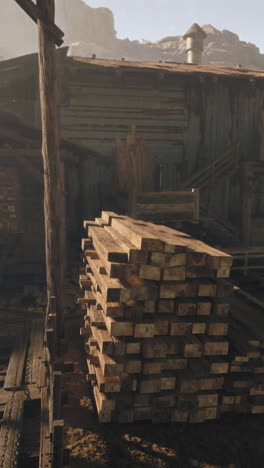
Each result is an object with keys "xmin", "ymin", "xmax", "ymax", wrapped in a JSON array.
[{"xmin": 183, "ymin": 23, "xmax": 207, "ymax": 65}]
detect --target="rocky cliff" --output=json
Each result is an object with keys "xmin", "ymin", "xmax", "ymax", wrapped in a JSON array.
[
  {"xmin": 1, "ymin": 0, "xmax": 264, "ymax": 69},
  {"xmin": 1, "ymin": 0, "xmax": 116, "ymax": 60},
  {"xmin": 152, "ymin": 25, "xmax": 264, "ymax": 68}
]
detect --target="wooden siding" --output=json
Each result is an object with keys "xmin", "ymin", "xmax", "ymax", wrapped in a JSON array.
[
  {"xmin": 1, "ymin": 52, "xmax": 264, "ymax": 247},
  {"xmin": 59, "ymin": 62, "xmax": 264, "ymax": 195}
]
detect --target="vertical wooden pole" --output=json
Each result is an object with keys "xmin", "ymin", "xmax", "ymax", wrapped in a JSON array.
[
  {"xmin": 259, "ymin": 105, "xmax": 264, "ymax": 161},
  {"xmin": 242, "ymin": 167, "xmax": 252, "ymax": 248},
  {"xmin": 37, "ymin": 0, "xmax": 64, "ymax": 342}
]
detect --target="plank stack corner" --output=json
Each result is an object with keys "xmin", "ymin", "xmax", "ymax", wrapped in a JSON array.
[{"xmin": 78, "ymin": 212, "xmax": 264, "ymax": 423}]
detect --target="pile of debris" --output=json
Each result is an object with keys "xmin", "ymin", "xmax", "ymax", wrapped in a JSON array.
[{"xmin": 78, "ymin": 212, "xmax": 264, "ymax": 423}]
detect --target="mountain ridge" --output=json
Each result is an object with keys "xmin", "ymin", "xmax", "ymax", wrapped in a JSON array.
[{"xmin": 1, "ymin": 0, "xmax": 264, "ymax": 69}]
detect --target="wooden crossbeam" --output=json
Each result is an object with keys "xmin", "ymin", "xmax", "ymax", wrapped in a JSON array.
[{"xmin": 14, "ymin": 0, "xmax": 64, "ymax": 46}]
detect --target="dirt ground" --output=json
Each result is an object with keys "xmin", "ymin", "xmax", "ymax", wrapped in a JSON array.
[{"xmin": 62, "ymin": 317, "xmax": 264, "ymax": 468}]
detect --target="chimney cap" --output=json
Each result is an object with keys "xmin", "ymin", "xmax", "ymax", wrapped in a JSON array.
[{"xmin": 183, "ymin": 23, "xmax": 207, "ymax": 40}]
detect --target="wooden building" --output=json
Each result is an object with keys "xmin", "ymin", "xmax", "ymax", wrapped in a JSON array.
[
  {"xmin": 0, "ymin": 48, "xmax": 264, "ymax": 251},
  {"xmin": 0, "ymin": 111, "xmax": 109, "ymax": 281}
]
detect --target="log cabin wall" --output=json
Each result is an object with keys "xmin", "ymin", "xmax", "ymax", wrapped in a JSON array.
[
  {"xmin": 59, "ymin": 58, "xmax": 264, "ymax": 243},
  {"xmin": 1, "ymin": 50, "xmax": 264, "ymax": 247},
  {"xmin": 0, "ymin": 154, "xmax": 44, "ymax": 282},
  {"xmin": 0, "ymin": 111, "xmax": 104, "ymax": 282}
]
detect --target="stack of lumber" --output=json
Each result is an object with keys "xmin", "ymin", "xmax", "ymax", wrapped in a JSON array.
[
  {"xmin": 221, "ymin": 295, "xmax": 264, "ymax": 415},
  {"xmin": 79, "ymin": 212, "xmax": 236, "ymax": 423}
]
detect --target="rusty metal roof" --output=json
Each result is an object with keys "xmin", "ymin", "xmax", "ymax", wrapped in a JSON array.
[{"xmin": 72, "ymin": 56, "xmax": 264, "ymax": 80}]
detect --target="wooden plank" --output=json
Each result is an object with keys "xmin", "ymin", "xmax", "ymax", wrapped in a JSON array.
[
  {"xmin": 94, "ymin": 291, "xmax": 124, "ymax": 318},
  {"xmin": 154, "ymin": 318, "xmax": 169, "ymax": 336},
  {"xmin": 88, "ymin": 307, "xmax": 105, "ymax": 328},
  {"xmin": 104, "ymin": 316, "xmax": 134, "ymax": 337},
  {"xmin": 202, "ymin": 337, "xmax": 229, "ymax": 356},
  {"xmin": 26, "ymin": 320, "xmax": 44, "ymax": 386},
  {"xmin": 131, "ymin": 220, "xmax": 188, "ymax": 254},
  {"xmin": 110, "ymin": 217, "xmax": 164, "ymax": 251},
  {"xmin": 158, "ymin": 299, "xmax": 175, "ymax": 314},
  {"xmin": 94, "ymin": 365, "xmax": 121, "ymax": 392},
  {"xmin": 92, "ymin": 384, "xmax": 112, "ymax": 423},
  {"xmin": 207, "ymin": 321, "xmax": 229, "ymax": 336},
  {"xmin": 134, "ymin": 323, "xmax": 155, "ymax": 338},
  {"xmin": 182, "ymin": 336, "xmax": 203, "ymax": 358},
  {"xmin": 163, "ymin": 266, "xmax": 186, "ymax": 281},
  {"xmin": 0, "ymin": 393, "xmax": 24, "ymax": 468},
  {"xmin": 160, "ymin": 281, "xmax": 198, "ymax": 299},
  {"xmin": 53, "ymin": 420, "xmax": 64, "ymax": 468},
  {"xmin": 81, "ymin": 238, "xmax": 92, "ymax": 251},
  {"xmin": 53, "ymin": 372, "xmax": 62, "ymax": 420},
  {"xmin": 93, "ymin": 328, "xmax": 114, "ymax": 355},
  {"xmin": 89, "ymin": 226, "xmax": 128, "ymax": 263},
  {"xmin": 97, "ymin": 351, "xmax": 124, "ymax": 377},
  {"xmin": 92, "ymin": 383, "xmax": 116, "ymax": 411},
  {"xmin": 104, "ymin": 226, "xmax": 148, "ymax": 264},
  {"xmin": 4, "ymin": 332, "xmax": 29, "ymax": 391},
  {"xmin": 139, "ymin": 264, "xmax": 161, "ymax": 281},
  {"xmin": 136, "ymin": 191, "xmax": 198, "ymax": 204},
  {"xmin": 151, "ymin": 252, "xmax": 186, "ymax": 268},
  {"xmin": 196, "ymin": 301, "xmax": 212, "ymax": 316},
  {"xmin": 170, "ymin": 320, "xmax": 193, "ymax": 336},
  {"xmin": 125, "ymin": 359, "xmax": 142, "ymax": 374},
  {"xmin": 140, "ymin": 377, "xmax": 161, "ymax": 394},
  {"xmin": 88, "ymin": 257, "xmax": 129, "ymax": 303},
  {"xmin": 101, "ymin": 211, "xmax": 124, "ymax": 225},
  {"xmin": 198, "ymin": 281, "xmax": 217, "ymax": 297},
  {"xmin": 39, "ymin": 387, "xmax": 51, "ymax": 468}
]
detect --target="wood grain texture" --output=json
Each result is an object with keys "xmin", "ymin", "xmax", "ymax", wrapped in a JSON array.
[{"xmin": 37, "ymin": 0, "xmax": 65, "ymax": 340}]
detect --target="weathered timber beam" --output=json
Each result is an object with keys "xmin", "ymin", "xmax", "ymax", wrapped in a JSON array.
[
  {"xmin": 53, "ymin": 420, "xmax": 64, "ymax": 468},
  {"xmin": 0, "ymin": 394, "xmax": 24, "ymax": 468},
  {"xmin": 4, "ymin": 332, "xmax": 29, "ymax": 391},
  {"xmin": 14, "ymin": 0, "xmax": 64, "ymax": 46},
  {"xmin": 39, "ymin": 387, "xmax": 52, "ymax": 468},
  {"xmin": 26, "ymin": 320, "xmax": 44, "ymax": 386},
  {"xmin": 37, "ymin": 0, "xmax": 65, "ymax": 342}
]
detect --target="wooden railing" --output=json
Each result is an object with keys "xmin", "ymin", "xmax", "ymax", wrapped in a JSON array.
[
  {"xmin": 219, "ymin": 246, "xmax": 264, "ymax": 276},
  {"xmin": 129, "ymin": 189, "xmax": 199, "ymax": 226},
  {"xmin": 181, "ymin": 142, "xmax": 240, "ymax": 190}
]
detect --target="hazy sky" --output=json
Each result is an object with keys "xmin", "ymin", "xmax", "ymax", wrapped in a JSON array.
[{"xmin": 85, "ymin": 0, "xmax": 264, "ymax": 52}]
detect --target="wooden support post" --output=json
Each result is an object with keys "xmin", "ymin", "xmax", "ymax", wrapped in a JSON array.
[
  {"xmin": 192, "ymin": 188, "xmax": 200, "ymax": 223},
  {"xmin": 242, "ymin": 167, "xmax": 253, "ymax": 249},
  {"xmin": 53, "ymin": 371, "xmax": 62, "ymax": 420},
  {"xmin": 46, "ymin": 328, "xmax": 56, "ymax": 362},
  {"xmin": 53, "ymin": 420, "xmax": 64, "ymax": 468},
  {"xmin": 39, "ymin": 387, "xmax": 52, "ymax": 468},
  {"xmin": 223, "ymin": 176, "xmax": 231, "ymax": 220},
  {"xmin": 37, "ymin": 0, "xmax": 65, "ymax": 342}
]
